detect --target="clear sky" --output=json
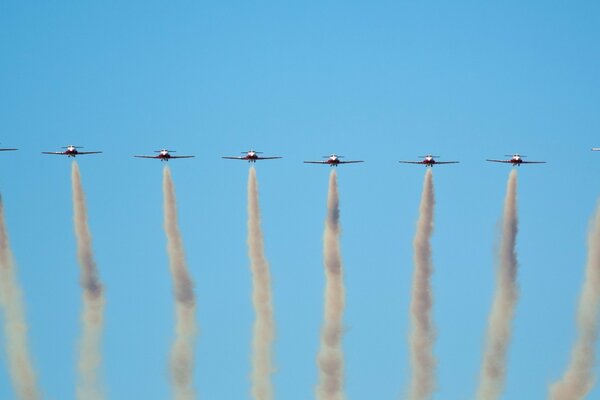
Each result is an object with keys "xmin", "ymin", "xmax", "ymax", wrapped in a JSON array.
[{"xmin": 1, "ymin": 1, "xmax": 600, "ymax": 399}]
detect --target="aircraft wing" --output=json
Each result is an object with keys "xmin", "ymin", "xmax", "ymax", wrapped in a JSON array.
[
  {"xmin": 0, "ymin": 148, "xmax": 17, "ymax": 151},
  {"xmin": 134, "ymin": 155, "xmax": 159, "ymax": 159},
  {"xmin": 435, "ymin": 161, "xmax": 460, "ymax": 164},
  {"xmin": 520, "ymin": 161, "xmax": 546, "ymax": 164},
  {"xmin": 77, "ymin": 151, "xmax": 103, "ymax": 155},
  {"xmin": 303, "ymin": 161, "xmax": 329, "ymax": 164},
  {"xmin": 255, "ymin": 156, "xmax": 282, "ymax": 160},
  {"xmin": 399, "ymin": 161, "xmax": 424, "ymax": 164},
  {"xmin": 42, "ymin": 151, "xmax": 67, "ymax": 155},
  {"xmin": 222, "ymin": 156, "xmax": 246, "ymax": 160},
  {"xmin": 486, "ymin": 159, "xmax": 512, "ymax": 163},
  {"xmin": 338, "ymin": 160, "xmax": 364, "ymax": 164},
  {"xmin": 169, "ymin": 155, "xmax": 195, "ymax": 159}
]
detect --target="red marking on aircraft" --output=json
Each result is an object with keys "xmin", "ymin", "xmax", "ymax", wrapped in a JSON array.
[
  {"xmin": 134, "ymin": 149, "xmax": 194, "ymax": 161},
  {"xmin": 304, "ymin": 154, "xmax": 364, "ymax": 167},
  {"xmin": 222, "ymin": 150, "xmax": 282, "ymax": 163},
  {"xmin": 42, "ymin": 145, "xmax": 102, "ymax": 157},
  {"xmin": 486, "ymin": 154, "xmax": 546, "ymax": 166},
  {"xmin": 399, "ymin": 155, "xmax": 459, "ymax": 167}
]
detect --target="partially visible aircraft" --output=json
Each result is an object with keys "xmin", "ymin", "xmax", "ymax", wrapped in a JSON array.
[
  {"xmin": 0, "ymin": 146, "xmax": 18, "ymax": 152},
  {"xmin": 222, "ymin": 150, "xmax": 282, "ymax": 163},
  {"xmin": 399, "ymin": 155, "xmax": 459, "ymax": 167},
  {"xmin": 486, "ymin": 154, "xmax": 546, "ymax": 166},
  {"xmin": 42, "ymin": 145, "xmax": 102, "ymax": 157},
  {"xmin": 592, "ymin": 148, "xmax": 600, "ymax": 151},
  {"xmin": 134, "ymin": 149, "xmax": 194, "ymax": 161},
  {"xmin": 304, "ymin": 154, "xmax": 364, "ymax": 167}
]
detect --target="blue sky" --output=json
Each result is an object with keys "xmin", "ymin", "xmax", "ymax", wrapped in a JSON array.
[{"xmin": 1, "ymin": 1, "xmax": 600, "ymax": 399}]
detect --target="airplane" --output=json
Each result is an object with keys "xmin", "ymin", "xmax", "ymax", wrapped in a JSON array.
[
  {"xmin": 222, "ymin": 150, "xmax": 282, "ymax": 163},
  {"xmin": 399, "ymin": 155, "xmax": 459, "ymax": 167},
  {"xmin": 42, "ymin": 145, "xmax": 102, "ymax": 157},
  {"xmin": 134, "ymin": 149, "xmax": 194, "ymax": 161},
  {"xmin": 592, "ymin": 148, "xmax": 600, "ymax": 151},
  {"xmin": 0, "ymin": 146, "xmax": 18, "ymax": 152},
  {"xmin": 304, "ymin": 154, "xmax": 364, "ymax": 167},
  {"xmin": 486, "ymin": 154, "xmax": 546, "ymax": 166}
]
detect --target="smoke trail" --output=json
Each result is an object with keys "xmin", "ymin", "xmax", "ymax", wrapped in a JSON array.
[
  {"xmin": 248, "ymin": 167, "xmax": 275, "ymax": 400},
  {"xmin": 408, "ymin": 168, "xmax": 436, "ymax": 400},
  {"xmin": 0, "ymin": 197, "xmax": 41, "ymax": 400},
  {"xmin": 163, "ymin": 166, "xmax": 197, "ymax": 400},
  {"xmin": 476, "ymin": 169, "xmax": 519, "ymax": 400},
  {"xmin": 72, "ymin": 162, "xmax": 105, "ymax": 400},
  {"xmin": 247, "ymin": 167, "xmax": 276, "ymax": 400},
  {"xmin": 549, "ymin": 202, "xmax": 600, "ymax": 400},
  {"xmin": 316, "ymin": 170, "xmax": 346, "ymax": 400}
]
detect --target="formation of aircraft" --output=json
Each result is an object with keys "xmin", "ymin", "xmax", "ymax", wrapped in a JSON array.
[
  {"xmin": 222, "ymin": 150, "xmax": 282, "ymax": 162},
  {"xmin": 16, "ymin": 145, "xmax": 600, "ymax": 168},
  {"xmin": 399, "ymin": 155, "xmax": 460, "ymax": 167},
  {"xmin": 134, "ymin": 149, "xmax": 195, "ymax": 161},
  {"xmin": 304, "ymin": 154, "xmax": 364, "ymax": 167},
  {"xmin": 42, "ymin": 145, "xmax": 102, "ymax": 157},
  {"xmin": 486, "ymin": 154, "xmax": 546, "ymax": 166}
]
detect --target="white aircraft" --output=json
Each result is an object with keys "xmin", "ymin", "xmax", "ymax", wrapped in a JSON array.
[
  {"xmin": 222, "ymin": 150, "xmax": 282, "ymax": 163},
  {"xmin": 592, "ymin": 148, "xmax": 600, "ymax": 151},
  {"xmin": 134, "ymin": 149, "xmax": 194, "ymax": 161},
  {"xmin": 42, "ymin": 145, "xmax": 102, "ymax": 157},
  {"xmin": 486, "ymin": 154, "xmax": 546, "ymax": 166},
  {"xmin": 304, "ymin": 154, "xmax": 364, "ymax": 167},
  {"xmin": 399, "ymin": 155, "xmax": 459, "ymax": 167}
]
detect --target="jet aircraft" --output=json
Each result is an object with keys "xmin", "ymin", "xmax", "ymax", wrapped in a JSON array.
[
  {"xmin": 399, "ymin": 155, "xmax": 459, "ymax": 167},
  {"xmin": 486, "ymin": 154, "xmax": 546, "ymax": 166},
  {"xmin": 304, "ymin": 154, "xmax": 364, "ymax": 167},
  {"xmin": 134, "ymin": 149, "xmax": 194, "ymax": 161},
  {"xmin": 222, "ymin": 150, "xmax": 282, "ymax": 162},
  {"xmin": 42, "ymin": 145, "xmax": 102, "ymax": 157}
]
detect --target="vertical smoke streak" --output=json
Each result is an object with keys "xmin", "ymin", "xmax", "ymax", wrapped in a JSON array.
[
  {"xmin": 408, "ymin": 168, "xmax": 436, "ymax": 400},
  {"xmin": 72, "ymin": 161, "xmax": 105, "ymax": 400},
  {"xmin": 477, "ymin": 169, "xmax": 519, "ymax": 400},
  {"xmin": 316, "ymin": 170, "xmax": 346, "ymax": 400},
  {"xmin": 0, "ymin": 197, "xmax": 41, "ymax": 400},
  {"xmin": 247, "ymin": 167, "xmax": 275, "ymax": 400},
  {"xmin": 549, "ymin": 203, "xmax": 600, "ymax": 400},
  {"xmin": 163, "ymin": 166, "xmax": 197, "ymax": 400}
]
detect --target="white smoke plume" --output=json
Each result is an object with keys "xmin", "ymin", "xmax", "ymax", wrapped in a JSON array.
[
  {"xmin": 0, "ymin": 196, "xmax": 41, "ymax": 400},
  {"xmin": 316, "ymin": 170, "xmax": 346, "ymax": 400},
  {"xmin": 549, "ymin": 202, "xmax": 600, "ymax": 399},
  {"xmin": 247, "ymin": 167, "xmax": 276, "ymax": 400},
  {"xmin": 477, "ymin": 169, "xmax": 519, "ymax": 400},
  {"xmin": 72, "ymin": 161, "xmax": 105, "ymax": 400},
  {"xmin": 408, "ymin": 168, "xmax": 436, "ymax": 400},
  {"xmin": 163, "ymin": 166, "xmax": 198, "ymax": 400}
]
